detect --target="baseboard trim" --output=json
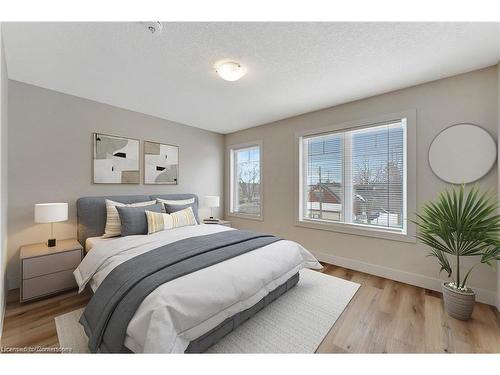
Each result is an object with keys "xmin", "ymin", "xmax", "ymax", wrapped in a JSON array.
[{"xmin": 312, "ymin": 250, "xmax": 498, "ymax": 307}]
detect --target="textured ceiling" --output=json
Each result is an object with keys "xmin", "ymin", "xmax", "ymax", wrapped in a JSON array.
[{"xmin": 2, "ymin": 22, "xmax": 499, "ymax": 134}]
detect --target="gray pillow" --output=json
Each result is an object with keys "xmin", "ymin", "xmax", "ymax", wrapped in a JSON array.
[
  {"xmin": 116, "ymin": 203, "xmax": 163, "ymax": 236},
  {"xmin": 163, "ymin": 203, "xmax": 199, "ymax": 224}
]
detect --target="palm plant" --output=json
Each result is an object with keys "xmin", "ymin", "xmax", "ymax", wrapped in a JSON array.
[{"xmin": 413, "ymin": 184, "xmax": 500, "ymax": 292}]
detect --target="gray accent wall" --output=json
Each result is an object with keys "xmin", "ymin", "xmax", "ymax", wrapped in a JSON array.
[
  {"xmin": 0, "ymin": 25, "xmax": 8, "ymax": 338},
  {"xmin": 6, "ymin": 80, "xmax": 224, "ymax": 289},
  {"xmin": 225, "ymin": 66, "xmax": 499, "ymax": 305}
]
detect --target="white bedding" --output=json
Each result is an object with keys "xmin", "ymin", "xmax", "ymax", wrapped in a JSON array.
[
  {"xmin": 85, "ymin": 236, "xmax": 114, "ymax": 252},
  {"xmin": 74, "ymin": 224, "xmax": 322, "ymax": 353}
]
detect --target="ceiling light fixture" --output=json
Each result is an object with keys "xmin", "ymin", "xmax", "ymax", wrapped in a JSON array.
[{"xmin": 215, "ymin": 61, "xmax": 247, "ymax": 82}]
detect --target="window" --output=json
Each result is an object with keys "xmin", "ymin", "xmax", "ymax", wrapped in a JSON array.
[
  {"xmin": 229, "ymin": 143, "xmax": 262, "ymax": 218},
  {"xmin": 299, "ymin": 119, "xmax": 407, "ymax": 235}
]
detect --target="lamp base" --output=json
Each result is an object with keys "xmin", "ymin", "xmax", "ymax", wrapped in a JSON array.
[{"xmin": 47, "ymin": 238, "xmax": 56, "ymax": 247}]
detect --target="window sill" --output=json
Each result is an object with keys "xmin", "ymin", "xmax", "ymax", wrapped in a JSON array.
[
  {"xmin": 227, "ymin": 212, "xmax": 264, "ymax": 222},
  {"xmin": 296, "ymin": 218, "xmax": 416, "ymax": 243}
]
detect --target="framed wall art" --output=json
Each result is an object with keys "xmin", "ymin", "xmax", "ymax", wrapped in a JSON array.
[
  {"xmin": 144, "ymin": 140, "xmax": 179, "ymax": 185},
  {"xmin": 93, "ymin": 133, "xmax": 140, "ymax": 184}
]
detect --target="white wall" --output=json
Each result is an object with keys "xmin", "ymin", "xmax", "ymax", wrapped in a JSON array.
[
  {"xmin": 225, "ymin": 66, "xmax": 499, "ymax": 305},
  {"xmin": 6, "ymin": 80, "xmax": 225, "ymax": 289},
  {"xmin": 0, "ymin": 24, "xmax": 8, "ymax": 340}
]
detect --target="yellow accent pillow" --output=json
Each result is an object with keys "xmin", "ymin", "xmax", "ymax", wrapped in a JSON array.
[{"xmin": 146, "ymin": 206, "xmax": 198, "ymax": 234}]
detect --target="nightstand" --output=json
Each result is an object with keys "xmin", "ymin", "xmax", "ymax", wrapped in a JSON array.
[
  {"xmin": 203, "ymin": 219, "xmax": 231, "ymax": 227},
  {"xmin": 19, "ymin": 239, "xmax": 83, "ymax": 303}
]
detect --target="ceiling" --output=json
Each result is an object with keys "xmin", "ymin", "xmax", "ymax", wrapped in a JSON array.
[{"xmin": 2, "ymin": 22, "xmax": 499, "ymax": 134}]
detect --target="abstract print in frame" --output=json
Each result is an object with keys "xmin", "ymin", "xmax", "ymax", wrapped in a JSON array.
[
  {"xmin": 144, "ymin": 140, "xmax": 179, "ymax": 185},
  {"xmin": 93, "ymin": 133, "xmax": 140, "ymax": 184}
]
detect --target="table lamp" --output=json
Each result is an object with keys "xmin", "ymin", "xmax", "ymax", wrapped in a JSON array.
[
  {"xmin": 34, "ymin": 203, "xmax": 68, "ymax": 247},
  {"xmin": 204, "ymin": 196, "xmax": 220, "ymax": 221}
]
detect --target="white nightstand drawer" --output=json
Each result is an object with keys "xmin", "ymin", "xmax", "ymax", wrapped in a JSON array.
[
  {"xmin": 22, "ymin": 269, "xmax": 77, "ymax": 301},
  {"xmin": 22, "ymin": 249, "xmax": 82, "ymax": 279}
]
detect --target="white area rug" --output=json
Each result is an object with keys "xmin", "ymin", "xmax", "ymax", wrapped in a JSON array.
[{"xmin": 55, "ymin": 269, "xmax": 359, "ymax": 353}]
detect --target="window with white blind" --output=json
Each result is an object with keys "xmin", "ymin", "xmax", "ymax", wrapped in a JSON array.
[
  {"xmin": 229, "ymin": 143, "xmax": 262, "ymax": 219},
  {"xmin": 299, "ymin": 119, "xmax": 407, "ymax": 235}
]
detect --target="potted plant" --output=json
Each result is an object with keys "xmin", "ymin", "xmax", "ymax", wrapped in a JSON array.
[{"xmin": 414, "ymin": 184, "xmax": 500, "ymax": 320}]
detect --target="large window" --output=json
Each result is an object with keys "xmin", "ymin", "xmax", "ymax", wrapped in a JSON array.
[
  {"xmin": 299, "ymin": 119, "xmax": 407, "ymax": 234},
  {"xmin": 229, "ymin": 143, "xmax": 262, "ymax": 218}
]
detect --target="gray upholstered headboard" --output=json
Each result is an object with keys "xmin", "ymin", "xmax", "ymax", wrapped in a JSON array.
[{"xmin": 76, "ymin": 194, "xmax": 199, "ymax": 245}]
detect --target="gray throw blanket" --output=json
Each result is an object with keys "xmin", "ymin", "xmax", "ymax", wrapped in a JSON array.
[{"xmin": 79, "ymin": 229, "xmax": 281, "ymax": 353}]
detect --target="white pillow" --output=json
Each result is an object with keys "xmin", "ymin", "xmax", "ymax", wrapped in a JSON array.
[
  {"xmin": 156, "ymin": 197, "xmax": 195, "ymax": 209},
  {"xmin": 146, "ymin": 207, "xmax": 198, "ymax": 234},
  {"xmin": 103, "ymin": 199, "xmax": 157, "ymax": 238}
]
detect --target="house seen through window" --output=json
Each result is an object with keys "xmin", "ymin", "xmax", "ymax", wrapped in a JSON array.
[{"xmin": 301, "ymin": 119, "xmax": 406, "ymax": 233}]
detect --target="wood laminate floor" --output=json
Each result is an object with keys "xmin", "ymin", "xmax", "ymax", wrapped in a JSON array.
[{"xmin": 1, "ymin": 263, "xmax": 499, "ymax": 353}]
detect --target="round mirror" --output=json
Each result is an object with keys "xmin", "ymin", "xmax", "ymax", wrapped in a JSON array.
[{"xmin": 429, "ymin": 123, "xmax": 497, "ymax": 184}]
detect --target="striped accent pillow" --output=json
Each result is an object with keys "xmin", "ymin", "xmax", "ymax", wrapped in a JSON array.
[
  {"xmin": 103, "ymin": 199, "xmax": 157, "ymax": 238},
  {"xmin": 146, "ymin": 206, "xmax": 198, "ymax": 234}
]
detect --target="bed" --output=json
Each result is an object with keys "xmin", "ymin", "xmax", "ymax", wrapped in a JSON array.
[{"xmin": 75, "ymin": 194, "xmax": 321, "ymax": 353}]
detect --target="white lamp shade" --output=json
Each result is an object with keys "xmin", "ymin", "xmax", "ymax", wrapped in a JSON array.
[
  {"xmin": 204, "ymin": 196, "xmax": 220, "ymax": 208},
  {"xmin": 34, "ymin": 203, "xmax": 68, "ymax": 223}
]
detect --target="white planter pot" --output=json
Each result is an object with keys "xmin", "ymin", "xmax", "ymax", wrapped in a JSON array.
[{"xmin": 442, "ymin": 282, "xmax": 475, "ymax": 321}]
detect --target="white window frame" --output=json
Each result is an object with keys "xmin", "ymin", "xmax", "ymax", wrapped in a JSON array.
[
  {"xmin": 228, "ymin": 141, "xmax": 263, "ymax": 221},
  {"xmin": 295, "ymin": 110, "xmax": 416, "ymax": 243}
]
